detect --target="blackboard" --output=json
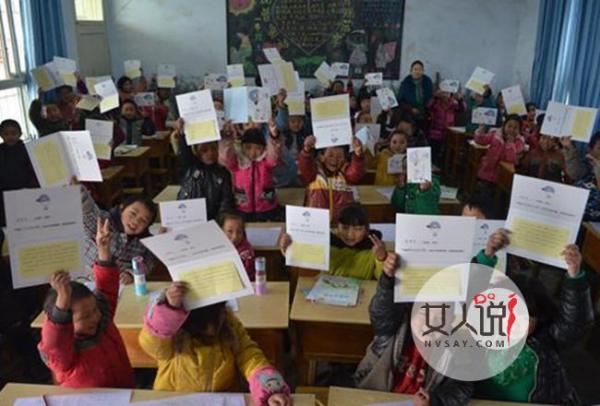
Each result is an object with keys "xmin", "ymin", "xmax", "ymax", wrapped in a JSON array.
[{"xmin": 227, "ymin": 0, "xmax": 405, "ymax": 80}]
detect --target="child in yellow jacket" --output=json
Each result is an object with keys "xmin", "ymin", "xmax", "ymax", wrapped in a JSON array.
[
  {"xmin": 139, "ymin": 283, "xmax": 291, "ymax": 406},
  {"xmin": 374, "ymin": 130, "xmax": 408, "ymax": 185}
]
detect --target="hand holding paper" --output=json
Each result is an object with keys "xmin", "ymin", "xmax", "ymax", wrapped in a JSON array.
[
  {"xmin": 310, "ymin": 94, "xmax": 352, "ymax": 148},
  {"xmin": 466, "ymin": 66, "xmax": 494, "ymax": 95},
  {"xmin": 175, "ymin": 89, "xmax": 221, "ymax": 145},
  {"xmin": 407, "ymin": 147, "xmax": 432, "ymax": 183}
]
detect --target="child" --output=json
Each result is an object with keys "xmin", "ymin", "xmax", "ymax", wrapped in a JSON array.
[
  {"xmin": 520, "ymin": 134, "xmax": 567, "ymax": 183},
  {"xmin": 81, "ymin": 184, "xmax": 157, "ymax": 283},
  {"xmin": 29, "ymin": 89, "xmax": 70, "ymax": 136},
  {"xmin": 426, "ymin": 90, "xmax": 464, "ymax": 167},
  {"xmin": 118, "ymin": 99, "xmax": 156, "ymax": 145},
  {"xmin": 522, "ymin": 102, "xmax": 537, "ymax": 139},
  {"xmin": 0, "ymin": 119, "xmax": 37, "ymax": 226},
  {"xmin": 299, "ymin": 135, "xmax": 366, "ymax": 222},
  {"xmin": 138, "ymin": 284, "xmax": 291, "ymax": 405},
  {"xmin": 219, "ymin": 122, "xmax": 283, "ymax": 222},
  {"xmin": 279, "ymin": 203, "xmax": 387, "ymax": 280},
  {"xmin": 38, "ymin": 218, "xmax": 134, "ymax": 388},
  {"xmin": 142, "ymin": 88, "xmax": 171, "ymax": 132},
  {"xmin": 56, "ymin": 85, "xmax": 80, "ymax": 127},
  {"xmin": 172, "ymin": 118, "xmax": 234, "ymax": 220},
  {"xmin": 460, "ymin": 192, "xmax": 494, "ymax": 219},
  {"xmin": 355, "ymin": 90, "xmax": 372, "ymax": 121},
  {"xmin": 390, "ymin": 165, "xmax": 441, "ymax": 215},
  {"xmin": 474, "ymin": 242, "xmax": 594, "ymax": 404},
  {"xmin": 117, "ymin": 76, "xmax": 135, "ymax": 102},
  {"xmin": 397, "ymin": 115, "xmax": 429, "ymax": 148},
  {"xmin": 374, "ymin": 130, "xmax": 408, "ymax": 185},
  {"xmin": 474, "ymin": 114, "xmax": 525, "ymax": 185},
  {"xmin": 217, "ymin": 210, "xmax": 256, "ymax": 281},
  {"xmin": 465, "ymin": 87, "xmax": 495, "ymax": 133},
  {"xmin": 353, "ymin": 253, "xmax": 473, "ymax": 404}
]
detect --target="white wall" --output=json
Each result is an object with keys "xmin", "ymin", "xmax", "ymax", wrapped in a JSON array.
[
  {"xmin": 61, "ymin": 0, "xmax": 79, "ymax": 61},
  {"xmin": 97, "ymin": 0, "xmax": 539, "ymax": 97}
]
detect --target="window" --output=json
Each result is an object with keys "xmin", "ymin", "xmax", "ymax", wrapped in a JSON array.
[
  {"xmin": 75, "ymin": 0, "xmax": 104, "ymax": 22},
  {"xmin": 0, "ymin": 0, "xmax": 28, "ymax": 140}
]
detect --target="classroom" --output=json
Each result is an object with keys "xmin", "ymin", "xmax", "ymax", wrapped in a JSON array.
[{"xmin": 1, "ymin": 0, "xmax": 599, "ymax": 405}]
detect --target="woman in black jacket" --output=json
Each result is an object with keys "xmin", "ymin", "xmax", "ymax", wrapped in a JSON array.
[{"xmin": 171, "ymin": 118, "xmax": 234, "ymax": 220}]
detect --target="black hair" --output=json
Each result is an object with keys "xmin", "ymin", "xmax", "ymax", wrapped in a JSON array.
[
  {"xmin": 44, "ymin": 281, "xmax": 94, "ymax": 314},
  {"xmin": 175, "ymin": 302, "xmax": 233, "ymax": 349},
  {"xmin": 338, "ymin": 202, "xmax": 369, "ymax": 227},
  {"xmin": 117, "ymin": 76, "xmax": 132, "ymax": 91},
  {"xmin": 510, "ymin": 273, "xmax": 557, "ymax": 324},
  {"xmin": 121, "ymin": 99, "xmax": 138, "ymax": 109},
  {"xmin": 0, "ymin": 119, "xmax": 22, "ymax": 134},
  {"xmin": 389, "ymin": 129, "xmax": 409, "ymax": 141},
  {"xmin": 589, "ymin": 132, "xmax": 600, "ymax": 150},
  {"xmin": 241, "ymin": 128, "xmax": 266, "ymax": 147},
  {"xmin": 56, "ymin": 85, "xmax": 73, "ymax": 94},
  {"xmin": 525, "ymin": 102, "xmax": 536, "ymax": 111},
  {"xmin": 410, "ymin": 60, "xmax": 424, "ymax": 69},
  {"xmin": 536, "ymin": 113, "xmax": 545, "ymax": 128},
  {"xmin": 331, "ymin": 80, "xmax": 344, "ymax": 89},
  {"xmin": 461, "ymin": 192, "xmax": 494, "ymax": 219},
  {"xmin": 216, "ymin": 209, "xmax": 245, "ymax": 229},
  {"xmin": 503, "ymin": 114, "xmax": 522, "ymax": 133},
  {"xmin": 119, "ymin": 195, "xmax": 158, "ymax": 227},
  {"xmin": 482, "ymin": 86, "xmax": 493, "ymax": 99}
]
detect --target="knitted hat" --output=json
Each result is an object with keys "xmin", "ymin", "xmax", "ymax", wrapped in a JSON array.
[{"xmin": 241, "ymin": 128, "xmax": 266, "ymax": 147}]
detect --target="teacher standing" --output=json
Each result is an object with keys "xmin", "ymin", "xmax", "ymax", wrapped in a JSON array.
[{"xmin": 398, "ymin": 60, "xmax": 433, "ymax": 130}]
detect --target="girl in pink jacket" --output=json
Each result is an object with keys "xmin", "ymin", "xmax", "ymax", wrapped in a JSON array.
[
  {"xmin": 220, "ymin": 121, "xmax": 283, "ymax": 221},
  {"xmin": 217, "ymin": 209, "xmax": 256, "ymax": 281},
  {"xmin": 426, "ymin": 90, "xmax": 464, "ymax": 167},
  {"xmin": 474, "ymin": 114, "xmax": 525, "ymax": 184}
]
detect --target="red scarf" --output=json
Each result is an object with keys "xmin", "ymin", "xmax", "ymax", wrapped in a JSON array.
[{"xmin": 393, "ymin": 343, "xmax": 427, "ymax": 394}]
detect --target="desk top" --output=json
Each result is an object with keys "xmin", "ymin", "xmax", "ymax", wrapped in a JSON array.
[
  {"xmin": 327, "ymin": 386, "xmax": 546, "ymax": 405},
  {"xmin": 153, "ymin": 185, "xmax": 180, "ymax": 203},
  {"xmin": 499, "ymin": 161, "xmax": 516, "ymax": 172},
  {"xmin": 101, "ymin": 165, "xmax": 125, "ymax": 179},
  {"xmin": 0, "ymin": 383, "xmax": 314, "ymax": 405},
  {"xmin": 290, "ymin": 276, "xmax": 375, "ymax": 325},
  {"xmin": 584, "ymin": 222, "xmax": 600, "ymax": 238},
  {"xmin": 114, "ymin": 146, "xmax": 150, "ymax": 158},
  {"xmin": 32, "ymin": 282, "xmax": 289, "ymax": 330}
]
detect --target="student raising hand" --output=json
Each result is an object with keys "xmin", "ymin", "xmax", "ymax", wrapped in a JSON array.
[
  {"xmin": 275, "ymin": 88, "xmax": 287, "ymax": 109},
  {"xmin": 382, "ymin": 252, "xmax": 399, "ymax": 278},
  {"xmin": 352, "ymin": 136, "xmax": 364, "ymax": 156},
  {"xmin": 277, "ymin": 231, "xmax": 292, "ymax": 255},
  {"xmin": 419, "ymin": 180, "xmax": 432, "ymax": 191},
  {"xmin": 562, "ymin": 244, "xmax": 582, "ymax": 277},
  {"xmin": 165, "ymin": 282, "xmax": 188, "ymax": 308},
  {"xmin": 267, "ymin": 392, "xmax": 293, "ymax": 406},
  {"xmin": 49, "ymin": 271, "xmax": 72, "ymax": 311},
  {"xmin": 96, "ymin": 217, "xmax": 112, "ymax": 263},
  {"xmin": 302, "ymin": 135, "xmax": 316, "ymax": 153},
  {"xmin": 485, "ymin": 228, "xmax": 510, "ymax": 258},
  {"xmin": 369, "ymin": 233, "xmax": 387, "ymax": 261}
]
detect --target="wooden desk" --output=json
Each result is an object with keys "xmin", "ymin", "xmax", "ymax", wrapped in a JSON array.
[
  {"xmin": 464, "ymin": 140, "xmax": 489, "ymax": 195},
  {"xmin": 582, "ymin": 222, "xmax": 600, "ymax": 274},
  {"xmin": 327, "ymin": 386, "xmax": 546, "ymax": 406},
  {"xmin": 142, "ymin": 132, "xmax": 171, "ymax": 162},
  {"xmin": 114, "ymin": 146, "xmax": 151, "ymax": 191},
  {"xmin": 0, "ymin": 383, "xmax": 314, "ymax": 405},
  {"xmin": 290, "ymin": 276, "xmax": 376, "ymax": 385},
  {"xmin": 32, "ymin": 282, "xmax": 290, "ymax": 370},
  {"xmin": 97, "ymin": 165, "xmax": 125, "ymax": 208},
  {"xmin": 494, "ymin": 162, "xmax": 515, "ymax": 216},
  {"xmin": 153, "ymin": 184, "xmax": 180, "ymax": 203}
]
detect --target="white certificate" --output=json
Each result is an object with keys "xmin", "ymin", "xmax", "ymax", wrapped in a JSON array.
[
  {"xmin": 257, "ymin": 64, "xmax": 278, "ymax": 96},
  {"xmin": 76, "ymin": 95, "xmax": 101, "ymax": 111},
  {"xmin": 5, "ymin": 186, "xmax": 85, "ymax": 289},
  {"xmin": 331, "ymin": 62, "xmax": 350, "ymax": 78},
  {"xmin": 314, "ymin": 61, "xmax": 336, "ymax": 86},
  {"xmin": 159, "ymin": 199, "xmax": 207, "ymax": 231},
  {"xmin": 376, "ymin": 87, "xmax": 398, "ymax": 110},
  {"xmin": 440, "ymin": 79, "xmax": 460, "ymax": 93},
  {"xmin": 502, "ymin": 85, "xmax": 527, "ymax": 115},
  {"xmin": 287, "ymin": 81, "xmax": 306, "ymax": 116},
  {"xmin": 273, "ymin": 61, "xmax": 298, "ymax": 92},
  {"xmin": 26, "ymin": 131, "xmax": 102, "ymax": 187},
  {"xmin": 227, "ymin": 64, "xmax": 245, "ymax": 87},
  {"xmin": 370, "ymin": 96, "xmax": 382, "ymax": 122},
  {"xmin": 53, "ymin": 56, "xmax": 77, "ymax": 87},
  {"xmin": 134, "ymin": 92, "xmax": 155, "ymax": 107},
  {"xmin": 176, "ymin": 90, "xmax": 221, "ymax": 145},
  {"xmin": 245, "ymin": 226, "xmax": 282, "ymax": 248},
  {"xmin": 465, "ymin": 66, "xmax": 495, "ymax": 95},
  {"xmin": 85, "ymin": 119, "xmax": 113, "ymax": 160},
  {"xmin": 310, "ymin": 94, "xmax": 352, "ymax": 148},
  {"xmin": 285, "ymin": 205, "xmax": 330, "ymax": 271},
  {"xmin": 472, "ymin": 107, "xmax": 498, "ymax": 125},
  {"xmin": 506, "ymin": 175, "xmax": 589, "ymax": 269},
  {"xmin": 387, "ymin": 153, "xmax": 405, "ymax": 174},
  {"xmin": 370, "ymin": 223, "xmax": 395, "ymax": 243},
  {"xmin": 141, "ymin": 221, "xmax": 253, "ymax": 310},
  {"xmin": 541, "ymin": 101, "xmax": 598, "ymax": 143},
  {"xmin": 365, "ymin": 72, "xmax": 383, "ymax": 86},
  {"xmin": 94, "ymin": 79, "xmax": 119, "ymax": 113},
  {"xmin": 124, "ymin": 59, "xmax": 142, "ymax": 79},
  {"xmin": 406, "ymin": 147, "xmax": 432, "ymax": 183},
  {"xmin": 157, "ymin": 64, "xmax": 176, "ymax": 88},
  {"xmin": 85, "ymin": 75, "xmax": 112, "ymax": 95},
  {"xmin": 394, "ymin": 214, "xmax": 476, "ymax": 302},
  {"xmin": 354, "ymin": 123, "xmax": 380, "ymax": 156},
  {"xmin": 263, "ymin": 47, "xmax": 282, "ymax": 63},
  {"xmin": 473, "ymin": 219, "xmax": 507, "ymax": 273},
  {"xmin": 224, "ymin": 86, "xmax": 271, "ymax": 124},
  {"xmin": 204, "ymin": 73, "xmax": 228, "ymax": 91},
  {"xmin": 32, "ymin": 62, "xmax": 62, "ymax": 91}
]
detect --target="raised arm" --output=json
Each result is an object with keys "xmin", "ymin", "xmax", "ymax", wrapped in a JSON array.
[{"xmin": 298, "ymin": 135, "xmax": 318, "ymax": 185}]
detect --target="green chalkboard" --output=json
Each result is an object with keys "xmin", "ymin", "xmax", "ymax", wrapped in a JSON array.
[{"xmin": 227, "ymin": 0, "xmax": 405, "ymax": 80}]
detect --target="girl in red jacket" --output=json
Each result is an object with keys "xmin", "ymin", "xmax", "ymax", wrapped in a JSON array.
[
  {"xmin": 426, "ymin": 90, "xmax": 464, "ymax": 167},
  {"xmin": 217, "ymin": 209, "xmax": 256, "ymax": 281},
  {"xmin": 474, "ymin": 114, "xmax": 525, "ymax": 186},
  {"xmin": 38, "ymin": 218, "xmax": 134, "ymax": 388},
  {"xmin": 219, "ymin": 121, "xmax": 283, "ymax": 222}
]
